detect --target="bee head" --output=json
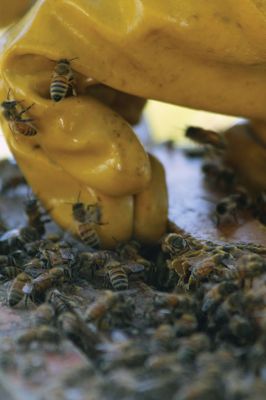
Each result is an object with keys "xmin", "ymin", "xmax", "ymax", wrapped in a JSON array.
[
  {"xmin": 72, "ymin": 202, "xmax": 86, "ymax": 222},
  {"xmin": 1, "ymin": 100, "xmax": 17, "ymax": 110},
  {"xmin": 55, "ymin": 59, "xmax": 71, "ymax": 74}
]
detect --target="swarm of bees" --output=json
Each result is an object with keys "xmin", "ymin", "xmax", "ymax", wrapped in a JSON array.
[{"xmin": 0, "ymin": 123, "xmax": 265, "ymax": 396}]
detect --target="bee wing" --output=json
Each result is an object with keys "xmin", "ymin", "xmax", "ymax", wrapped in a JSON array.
[{"xmin": 123, "ymin": 262, "xmax": 145, "ymax": 275}]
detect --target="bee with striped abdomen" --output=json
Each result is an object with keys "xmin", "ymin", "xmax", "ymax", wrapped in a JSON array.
[
  {"xmin": 72, "ymin": 201, "xmax": 104, "ymax": 248},
  {"xmin": 7, "ymin": 272, "xmax": 31, "ymax": 307},
  {"xmin": 23, "ymin": 266, "xmax": 71, "ymax": 303},
  {"xmin": 1, "ymin": 91, "xmax": 37, "ymax": 137},
  {"xmin": 85, "ymin": 290, "xmax": 119, "ymax": 322},
  {"xmin": 105, "ymin": 260, "xmax": 128, "ymax": 291},
  {"xmin": 50, "ymin": 58, "xmax": 77, "ymax": 102}
]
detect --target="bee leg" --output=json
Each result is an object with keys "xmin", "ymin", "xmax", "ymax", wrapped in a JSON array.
[{"xmin": 18, "ymin": 103, "xmax": 35, "ymax": 116}]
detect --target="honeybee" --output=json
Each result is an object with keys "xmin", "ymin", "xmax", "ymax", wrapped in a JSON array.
[
  {"xmin": 0, "ymin": 227, "xmax": 39, "ymax": 251},
  {"xmin": 24, "ymin": 197, "xmax": 49, "ymax": 236},
  {"xmin": 7, "ymin": 272, "xmax": 31, "ymax": 307},
  {"xmin": 58, "ymin": 311, "xmax": 101, "ymax": 357},
  {"xmin": 116, "ymin": 240, "xmax": 141, "ymax": 260},
  {"xmin": 174, "ymin": 313, "xmax": 197, "ymax": 337},
  {"xmin": 17, "ymin": 326, "xmax": 60, "ymax": 346},
  {"xmin": 227, "ymin": 314, "xmax": 254, "ymax": 345},
  {"xmin": 23, "ymin": 258, "xmax": 46, "ymax": 278},
  {"xmin": 237, "ymin": 254, "xmax": 265, "ymax": 288},
  {"xmin": 154, "ymin": 292, "xmax": 195, "ymax": 313},
  {"xmin": 79, "ymin": 250, "xmax": 114, "ymax": 270},
  {"xmin": 185, "ymin": 126, "xmax": 226, "ymax": 149},
  {"xmin": 23, "ymin": 266, "xmax": 70, "ymax": 302},
  {"xmin": 9, "ymin": 250, "xmax": 29, "ymax": 267},
  {"xmin": 50, "ymin": 58, "xmax": 77, "ymax": 102},
  {"xmin": 188, "ymin": 257, "xmax": 216, "ymax": 288},
  {"xmin": 117, "ymin": 240, "xmax": 151, "ymax": 269},
  {"xmin": 85, "ymin": 290, "xmax": 119, "ymax": 322},
  {"xmin": 106, "ymin": 259, "xmax": 144, "ymax": 291},
  {"xmin": 161, "ymin": 233, "xmax": 190, "ymax": 258},
  {"xmin": 153, "ymin": 324, "xmax": 176, "ymax": 345},
  {"xmin": 202, "ymin": 162, "xmax": 236, "ymax": 189},
  {"xmin": 0, "ymin": 266, "xmax": 22, "ymax": 280},
  {"xmin": 47, "ymin": 289, "xmax": 74, "ymax": 315},
  {"xmin": 1, "ymin": 93, "xmax": 37, "ymax": 137},
  {"xmin": 33, "ymin": 303, "xmax": 55, "ymax": 326},
  {"xmin": 72, "ymin": 202, "xmax": 103, "ymax": 248},
  {"xmin": 176, "ymin": 333, "xmax": 210, "ymax": 363},
  {"xmin": 202, "ymin": 281, "xmax": 238, "ymax": 313},
  {"xmin": 215, "ymin": 189, "xmax": 251, "ymax": 226}
]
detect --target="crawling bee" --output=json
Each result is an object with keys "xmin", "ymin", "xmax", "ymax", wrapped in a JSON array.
[
  {"xmin": 154, "ymin": 292, "xmax": 195, "ymax": 313},
  {"xmin": 17, "ymin": 326, "xmax": 60, "ymax": 346},
  {"xmin": 161, "ymin": 233, "xmax": 190, "ymax": 258},
  {"xmin": 215, "ymin": 189, "xmax": 251, "ymax": 226},
  {"xmin": 117, "ymin": 240, "xmax": 151, "ymax": 269},
  {"xmin": 58, "ymin": 311, "xmax": 101, "ymax": 357},
  {"xmin": 23, "ymin": 258, "xmax": 46, "ymax": 278},
  {"xmin": 104, "ymin": 259, "xmax": 144, "ymax": 291},
  {"xmin": 202, "ymin": 162, "xmax": 236, "ymax": 190},
  {"xmin": 105, "ymin": 260, "xmax": 128, "ymax": 291},
  {"xmin": 47, "ymin": 289, "xmax": 74, "ymax": 315},
  {"xmin": 1, "ymin": 92, "xmax": 37, "ymax": 137},
  {"xmin": 185, "ymin": 126, "xmax": 226, "ymax": 149},
  {"xmin": 202, "ymin": 281, "xmax": 238, "ymax": 313},
  {"xmin": 23, "ymin": 266, "xmax": 71, "ymax": 303},
  {"xmin": 72, "ymin": 202, "xmax": 103, "ymax": 248},
  {"xmin": 24, "ymin": 197, "xmax": 49, "ymax": 236},
  {"xmin": 0, "ymin": 266, "xmax": 22, "ymax": 280},
  {"xmin": 50, "ymin": 58, "xmax": 77, "ymax": 102},
  {"xmin": 33, "ymin": 303, "xmax": 55, "ymax": 326},
  {"xmin": 237, "ymin": 254, "xmax": 265, "ymax": 288},
  {"xmin": 0, "ymin": 227, "xmax": 39, "ymax": 251},
  {"xmin": 85, "ymin": 290, "xmax": 119, "ymax": 322},
  {"xmin": 7, "ymin": 272, "xmax": 31, "ymax": 307}
]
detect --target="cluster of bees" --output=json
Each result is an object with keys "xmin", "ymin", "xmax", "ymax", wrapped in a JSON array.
[
  {"xmin": 1, "ymin": 58, "xmax": 76, "ymax": 137},
  {"xmin": 185, "ymin": 126, "xmax": 266, "ymax": 226}
]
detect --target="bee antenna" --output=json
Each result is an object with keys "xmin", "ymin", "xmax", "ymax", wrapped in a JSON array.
[
  {"xmin": 69, "ymin": 57, "xmax": 79, "ymax": 62},
  {"xmin": 7, "ymin": 88, "xmax": 11, "ymax": 100},
  {"xmin": 77, "ymin": 190, "xmax": 82, "ymax": 202}
]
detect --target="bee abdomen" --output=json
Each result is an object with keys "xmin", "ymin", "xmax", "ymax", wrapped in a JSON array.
[
  {"xmin": 50, "ymin": 76, "xmax": 69, "ymax": 102},
  {"xmin": 78, "ymin": 224, "xmax": 100, "ymax": 248},
  {"xmin": 12, "ymin": 121, "xmax": 37, "ymax": 136},
  {"xmin": 109, "ymin": 268, "xmax": 128, "ymax": 291}
]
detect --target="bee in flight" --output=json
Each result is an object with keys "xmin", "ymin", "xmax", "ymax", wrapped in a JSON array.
[
  {"xmin": 1, "ymin": 91, "xmax": 37, "ymax": 137},
  {"xmin": 50, "ymin": 58, "xmax": 77, "ymax": 102},
  {"xmin": 72, "ymin": 200, "xmax": 104, "ymax": 248}
]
